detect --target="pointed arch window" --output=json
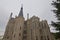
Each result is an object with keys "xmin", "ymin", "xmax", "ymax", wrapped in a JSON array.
[
  {"xmin": 36, "ymin": 36, "xmax": 38, "ymax": 40},
  {"xmin": 47, "ymin": 36, "xmax": 49, "ymax": 40},
  {"xmin": 19, "ymin": 33, "xmax": 21, "ymax": 36}
]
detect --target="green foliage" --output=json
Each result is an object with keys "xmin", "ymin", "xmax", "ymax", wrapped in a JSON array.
[{"xmin": 51, "ymin": 0, "xmax": 60, "ymax": 39}]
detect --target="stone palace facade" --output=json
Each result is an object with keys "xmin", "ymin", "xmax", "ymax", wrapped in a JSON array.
[{"xmin": 2, "ymin": 6, "xmax": 54, "ymax": 40}]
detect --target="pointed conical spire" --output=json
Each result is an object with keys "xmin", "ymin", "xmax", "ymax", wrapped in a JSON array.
[{"xmin": 18, "ymin": 4, "xmax": 23, "ymax": 17}]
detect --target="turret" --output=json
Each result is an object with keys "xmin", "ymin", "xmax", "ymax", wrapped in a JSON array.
[{"xmin": 10, "ymin": 12, "xmax": 13, "ymax": 19}]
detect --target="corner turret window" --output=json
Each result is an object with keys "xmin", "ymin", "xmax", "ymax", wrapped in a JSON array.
[
  {"xmin": 7, "ymin": 36, "xmax": 9, "ymax": 39},
  {"xmin": 12, "ymin": 32, "xmax": 13, "ymax": 34},
  {"xmin": 36, "ymin": 36, "xmax": 38, "ymax": 40},
  {"xmin": 41, "ymin": 36, "xmax": 43, "ymax": 40},
  {"xmin": 20, "ymin": 26, "xmax": 21, "ymax": 30},
  {"xmin": 14, "ymin": 34, "xmax": 15, "ymax": 38},
  {"xmin": 47, "ymin": 36, "xmax": 49, "ymax": 40},
  {"xmin": 39, "ymin": 29, "xmax": 42, "ymax": 34},
  {"xmin": 19, "ymin": 33, "xmax": 21, "ymax": 36},
  {"xmin": 23, "ymin": 30, "xmax": 27, "ymax": 34}
]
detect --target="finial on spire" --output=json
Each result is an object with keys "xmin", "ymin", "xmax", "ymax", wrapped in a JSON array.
[
  {"xmin": 18, "ymin": 4, "xmax": 23, "ymax": 17},
  {"xmin": 21, "ymin": 4, "xmax": 23, "ymax": 7},
  {"xmin": 27, "ymin": 13, "xmax": 29, "ymax": 19}
]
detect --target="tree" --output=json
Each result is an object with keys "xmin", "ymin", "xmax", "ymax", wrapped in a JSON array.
[{"xmin": 51, "ymin": 0, "xmax": 60, "ymax": 39}]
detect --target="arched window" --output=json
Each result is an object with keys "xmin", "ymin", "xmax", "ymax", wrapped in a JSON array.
[
  {"xmin": 23, "ymin": 30, "xmax": 27, "ymax": 34},
  {"xmin": 41, "ymin": 36, "xmax": 43, "ymax": 40},
  {"xmin": 20, "ymin": 26, "xmax": 21, "ymax": 30},
  {"xmin": 19, "ymin": 33, "xmax": 21, "ymax": 36},
  {"xmin": 14, "ymin": 34, "xmax": 15, "ymax": 38},
  {"xmin": 36, "ymin": 36, "xmax": 38, "ymax": 40},
  {"xmin": 47, "ymin": 36, "xmax": 49, "ymax": 40},
  {"xmin": 7, "ymin": 36, "xmax": 9, "ymax": 39}
]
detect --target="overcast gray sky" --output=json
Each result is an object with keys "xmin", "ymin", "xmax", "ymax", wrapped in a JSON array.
[{"xmin": 0, "ymin": 0, "xmax": 56, "ymax": 36}]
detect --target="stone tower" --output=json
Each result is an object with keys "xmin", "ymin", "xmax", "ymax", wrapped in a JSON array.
[
  {"xmin": 12, "ymin": 6, "xmax": 24, "ymax": 40},
  {"xmin": 2, "ymin": 5, "xmax": 55, "ymax": 40},
  {"xmin": 3, "ymin": 13, "xmax": 15, "ymax": 40}
]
